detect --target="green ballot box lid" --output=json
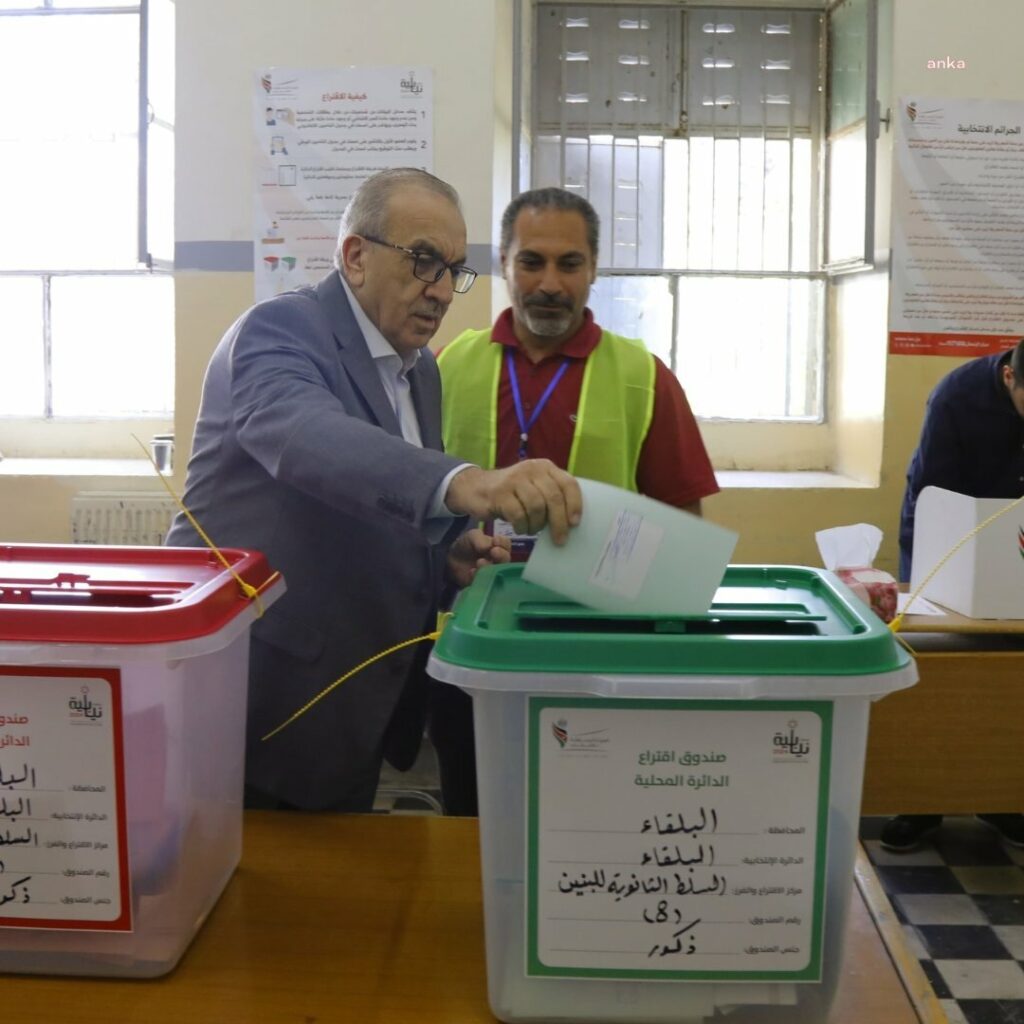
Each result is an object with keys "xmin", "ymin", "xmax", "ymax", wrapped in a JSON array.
[{"xmin": 432, "ymin": 563, "xmax": 913, "ymax": 682}]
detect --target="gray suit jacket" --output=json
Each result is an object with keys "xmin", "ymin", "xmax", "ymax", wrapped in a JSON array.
[{"xmin": 166, "ymin": 272, "xmax": 466, "ymax": 808}]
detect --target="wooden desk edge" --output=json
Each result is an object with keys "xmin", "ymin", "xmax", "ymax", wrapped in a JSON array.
[{"xmin": 854, "ymin": 846, "xmax": 947, "ymax": 1024}]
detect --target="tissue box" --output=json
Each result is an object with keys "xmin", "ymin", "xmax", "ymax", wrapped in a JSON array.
[{"xmin": 836, "ymin": 567, "xmax": 897, "ymax": 623}]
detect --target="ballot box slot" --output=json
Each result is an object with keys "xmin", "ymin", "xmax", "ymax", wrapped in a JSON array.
[
  {"xmin": 0, "ymin": 574, "xmax": 190, "ymax": 608},
  {"xmin": 0, "ymin": 589, "xmax": 181, "ymax": 608},
  {"xmin": 516, "ymin": 614, "xmax": 823, "ymax": 636}
]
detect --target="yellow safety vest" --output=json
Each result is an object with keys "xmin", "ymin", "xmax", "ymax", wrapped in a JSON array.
[{"xmin": 438, "ymin": 327, "xmax": 656, "ymax": 490}]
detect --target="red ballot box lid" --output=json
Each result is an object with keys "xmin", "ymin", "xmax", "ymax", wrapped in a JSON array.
[{"xmin": 0, "ymin": 544, "xmax": 281, "ymax": 644}]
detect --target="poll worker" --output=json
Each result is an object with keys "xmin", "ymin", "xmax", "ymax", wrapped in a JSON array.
[
  {"xmin": 166, "ymin": 168, "xmax": 582, "ymax": 812},
  {"xmin": 882, "ymin": 337, "xmax": 1024, "ymax": 851},
  {"xmin": 432, "ymin": 186, "xmax": 719, "ymax": 815}
]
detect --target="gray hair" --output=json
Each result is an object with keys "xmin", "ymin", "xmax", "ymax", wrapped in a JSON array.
[
  {"xmin": 500, "ymin": 187, "xmax": 600, "ymax": 259},
  {"xmin": 333, "ymin": 168, "xmax": 462, "ymax": 270}
]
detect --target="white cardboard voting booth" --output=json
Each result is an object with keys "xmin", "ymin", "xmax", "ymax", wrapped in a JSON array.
[{"xmin": 910, "ymin": 486, "xmax": 1024, "ymax": 619}]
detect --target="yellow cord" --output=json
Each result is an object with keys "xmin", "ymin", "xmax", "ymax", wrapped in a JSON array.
[
  {"xmin": 262, "ymin": 610, "xmax": 455, "ymax": 742},
  {"xmin": 267, "ymin": 487, "xmax": 1024, "ymax": 738},
  {"xmin": 132, "ymin": 434, "xmax": 280, "ymax": 616},
  {"xmin": 133, "ymin": 425, "xmax": 1023, "ymax": 730},
  {"xmin": 136, "ymin": 428, "xmax": 452, "ymax": 740},
  {"xmin": 891, "ymin": 630, "xmax": 917, "ymax": 657},
  {"xmin": 890, "ymin": 492, "xmax": 1024, "ymax": 634}
]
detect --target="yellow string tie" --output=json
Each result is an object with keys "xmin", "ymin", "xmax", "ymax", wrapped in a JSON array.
[
  {"xmin": 262, "ymin": 612, "xmax": 454, "ymax": 742},
  {"xmin": 132, "ymin": 434, "xmax": 279, "ymax": 616},
  {"xmin": 889, "ymin": 492, "xmax": 1024, "ymax": 634}
]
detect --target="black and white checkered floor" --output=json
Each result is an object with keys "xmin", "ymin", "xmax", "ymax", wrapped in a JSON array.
[{"xmin": 860, "ymin": 815, "xmax": 1024, "ymax": 1024}]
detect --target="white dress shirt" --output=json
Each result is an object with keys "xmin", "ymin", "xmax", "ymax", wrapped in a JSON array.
[{"xmin": 338, "ymin": 273, "xmax": 470, "ymax": 523}]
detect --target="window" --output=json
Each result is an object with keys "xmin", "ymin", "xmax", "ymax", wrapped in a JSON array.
[
  {"xmin": 527, "ymin": 3, "xmax": 828, "ymax": 423},
  {"xmin": 825, "ymin": 0, "xmax": 878, "ymax": 269},
  {"xmin": 0, "ymin": 0, "xmax": 174, "ymax": 457}
]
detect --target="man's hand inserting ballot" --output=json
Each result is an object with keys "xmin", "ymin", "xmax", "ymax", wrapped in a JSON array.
[
  {"xmin": 446, "ymin": 528, "xmax": 511, "ymax": 588},
  {"xmin": 444, "ymin": 459, "xmax": 583, "ymax": 545}
]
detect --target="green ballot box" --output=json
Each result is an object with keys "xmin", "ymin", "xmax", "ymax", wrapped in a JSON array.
[{"xmin": 427, "ymin": 563, "xmax": 917, "ymax": 1024}]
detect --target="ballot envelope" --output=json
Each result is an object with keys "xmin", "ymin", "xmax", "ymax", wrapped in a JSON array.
[{"xmin": 910, "ymin": 485, "xmax": 1024, "ymax": 619}]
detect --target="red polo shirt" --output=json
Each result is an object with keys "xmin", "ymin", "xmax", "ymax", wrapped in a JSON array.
[{"xmin": 486, "ymin": 308, "xmax": 719, "ymax": 509}]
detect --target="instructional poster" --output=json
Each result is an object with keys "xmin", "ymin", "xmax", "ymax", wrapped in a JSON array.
[
  {"xmin": 889, "ymin": 96, "xmax": 1024, "ymax": 357},
  {"xmin": 254, "ymin": 66, "xmax": 433, "ymax": 301},
  {"xmin": 527, "ymin": 697, "xmax": 831, "ymax": 981}
]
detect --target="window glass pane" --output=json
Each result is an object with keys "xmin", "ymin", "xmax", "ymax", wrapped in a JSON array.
[
  {"xmin": 50, "ymin": 275, "xmax": 174, "ymax": 416},
  {"xmin": 828, "ymin": 0, "xmax": 868, "ymax": 133},
  {"xmin": 826, "ymin": 125, "xmax": 867, "ymax": 265},
  {"xmin": 533, "ymin": 3, "xmax": 825, "ymax": 423},
  {"xmin": 534, "ymin": 134, "xmax": 664, "ymax": 268},
  {"xmin": 0, "ymin": 13, "xmax": 140, "ymax": 270},
  {"xmin": 146, "ymin": 122, "xmax": 175, "ymax": 264},
  {"xmin": 0, "ymin": 277, "xmax": 44, "ymax": 417},
  {"xmin": 677, "ymin": 276, "xmax": 822, "ymax": 420},
  {"xmin": 0, "ymin": 2, "xmax": 137, "ymax": 7},
  {"xmin": 147, "ymin": 0, "xmax": 176, "ymax": 123},
  {"xmin": 674, "ymin": 137, "xmax": 810, "ymax": 273},
  {"xmin": 790, "ymin": 138, "xmax": 813, "ymax": 272},
  {"xmin": 761, "ymin": 140, "xmax": 792, "ymax": 271},
  {"xmin": 662, "ymin": 140, "xmax": 690, "ymax": 268},
  {"xmin": 589, "ymin": 275, "xmax": 673, "ymax": 366},
  {"xmin": 51, "ymin": 0, "xmax": 138, "ymax": 7}
]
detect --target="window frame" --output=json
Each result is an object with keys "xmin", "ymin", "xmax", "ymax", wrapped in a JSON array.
[
  {"xmin": 0, "ymin": 0, "xmax": 174, "ymax": 457},
  {"xmin": 513, "ymin": 0, "xmax": 878, "ymax": 466},
  {"xmin": 822, "ymin": 0, "xmax": 879, "ymax": 273}
]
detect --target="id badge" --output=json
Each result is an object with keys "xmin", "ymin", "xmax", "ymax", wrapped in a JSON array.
[{"xmin": 491, "ymin": 518, "xmax": 537, "ymax": 563}]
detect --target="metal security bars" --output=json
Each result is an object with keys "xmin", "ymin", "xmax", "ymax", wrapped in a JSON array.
[{"xmin": 529, "ymin": 3, "xmax": 826, "ymax": 421}]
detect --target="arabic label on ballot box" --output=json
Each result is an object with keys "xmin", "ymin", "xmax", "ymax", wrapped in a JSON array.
[
  {"xmin": 0, "ymin": 667, "xmax": 131, "ymax": 931},
  {"xmin": 527, "ymin": 698, "xmax": 831, "ymax": 981}
]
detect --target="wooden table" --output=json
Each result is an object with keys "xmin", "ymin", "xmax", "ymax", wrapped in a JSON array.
[
  {"xmin": 0, "ymin": 813, "xmax": 933, "ymax": 1024},
  {"xmin": 861, "ymin": 601, "xmax": 1024, "ymax": 814}
]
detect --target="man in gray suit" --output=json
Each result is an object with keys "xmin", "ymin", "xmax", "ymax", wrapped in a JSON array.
[{"xmin": 167, "ymin": 168, "xmax": 581, "ymax": 811}]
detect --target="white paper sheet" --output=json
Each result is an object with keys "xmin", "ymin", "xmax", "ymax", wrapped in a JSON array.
[
  {"xmin": 896, "ymin": 592, "xmax": 946, "ymax": 616},
  {"xmin": 523, "ymin": 479, "xmax": 737, "ymax": 616}
]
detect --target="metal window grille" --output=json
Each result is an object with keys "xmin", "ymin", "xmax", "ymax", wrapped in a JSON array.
[{"xmin": 530, "ymin": 3, "xmax": 826, "ymax": 421}]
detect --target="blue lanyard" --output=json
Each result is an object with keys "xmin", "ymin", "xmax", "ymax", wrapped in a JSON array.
[{"xmin": 506, "ymin": 349, "xmax": 571, "ymax": 461}]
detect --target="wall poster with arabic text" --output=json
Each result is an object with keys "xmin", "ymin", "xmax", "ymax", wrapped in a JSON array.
[
  {"xmin": 254, "ymin": 67, "xmax": 433, "ymax": 301},
  {"xmin": 890, "ymin": 96, "xmax": 1024, "ymax": 357}
]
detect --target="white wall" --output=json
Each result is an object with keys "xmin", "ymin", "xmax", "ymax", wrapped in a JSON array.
[{"xmin": 175, "ymin": 0, "xmax": 510, "ymax": 246}]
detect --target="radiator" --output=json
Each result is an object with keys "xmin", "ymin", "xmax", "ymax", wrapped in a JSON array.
[{"xmin": 71, "ymin": 492, "xmax": 178, "ymax": 546}]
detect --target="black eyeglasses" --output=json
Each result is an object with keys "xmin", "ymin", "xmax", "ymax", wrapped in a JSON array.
[{"xmin": 362, "ymin": 235, "xmax": 477, "ymax": 294}]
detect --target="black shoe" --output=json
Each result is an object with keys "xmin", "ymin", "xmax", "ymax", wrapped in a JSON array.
[
  {"xmin": 976, "ymin": 813, "xmax": 1024, "ymax": 848},
  {"xmin": 879, "ymin": 814, "xmax": 943, "ymax": 852}
]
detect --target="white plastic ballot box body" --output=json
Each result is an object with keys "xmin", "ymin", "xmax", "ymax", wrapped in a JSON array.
[{"xmin": 910, "ymin": 486, "xmax": 1024, "ymax": 619}]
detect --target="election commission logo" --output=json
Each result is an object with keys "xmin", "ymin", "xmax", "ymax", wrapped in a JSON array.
[
  {"xmin": 772, "ymin": 720, "xmax": 811, "ymax": 762},
  {"xmin": 550, "ymin": 718, "xmax": 610, "ymax": 757}
]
